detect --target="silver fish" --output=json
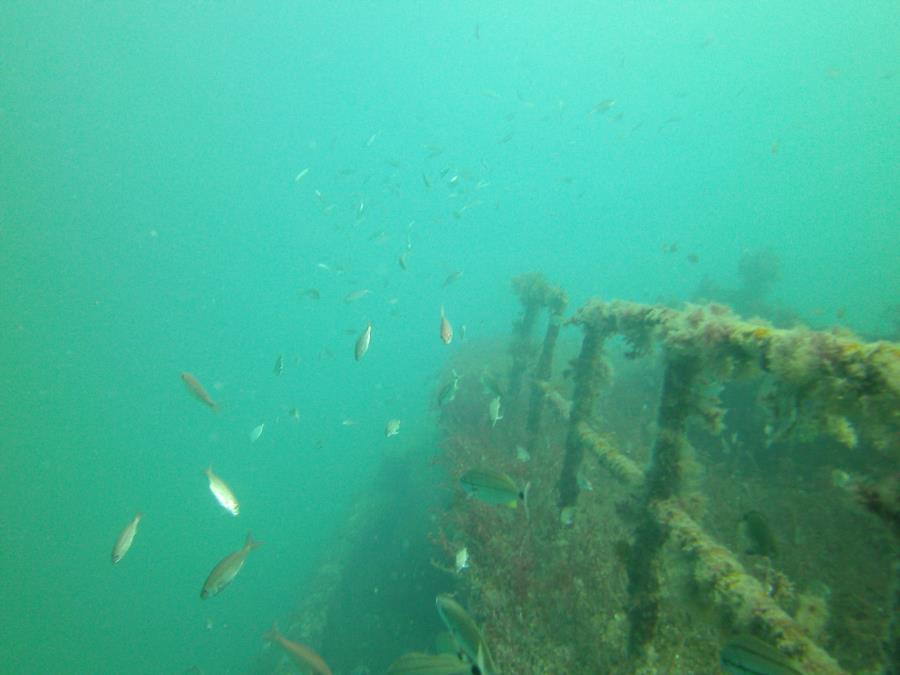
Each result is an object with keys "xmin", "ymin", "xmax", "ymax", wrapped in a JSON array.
[
  {"xmin": 385, "ymin": 419, "xmax": 401, "ymax": 437},
  {"xmin": 200, "ymin": 533, "xmax": 261, "ymax": 598},
  {"xmin": 205, "ymin": 466, "xmax": 239, "ymax": 516},
  {"xmin": 488, "ymin": 396, "xmax": 503, "ymax": 427},
  {"xmin": 355, "ymin": 322, "xmax": 372, "ymax": 361},
  {"xmin": 440, "ymin": 306, "xmax": 453, "ymax": 345},
  {"xmin": 111, "ymin": 512, "xmax": 142, "ymax": 564}
]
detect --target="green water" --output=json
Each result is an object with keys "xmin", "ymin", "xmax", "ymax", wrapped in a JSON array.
[{"xmin": 1, "ymin": 2, "xmax": 897, "ymax": 673}]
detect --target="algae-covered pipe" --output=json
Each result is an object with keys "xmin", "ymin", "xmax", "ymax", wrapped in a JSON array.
[
  {"xmin": 558, "ymin": 323, "xmax": 609, "ymax": 509},
  {"xmin": 526, "ymin": 305, "xmax": 566, "ymax": 454},
  {"xmin": 508, "ymin": 302, "xmax": 540, "ymax": 404},
  {"xmin": 626, "ymin": 352, "xmax": 701, "ymax": 656}
]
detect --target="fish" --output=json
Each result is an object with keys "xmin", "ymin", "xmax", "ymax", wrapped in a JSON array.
[
  {"xmin": 515, "ymin": 446, "xmax": 530, "ymax": 462},
  {"xmin": 459, "ymin": 324, "xmax": 467, "ymax": 341},
  {"xmin": 274, "ymin": 355, "xmax": 284, "ymax": 375},
  {"xmin": 738, "ymin": 510, "xmax": 777, "ymax": 557},
  {"xmin": 560, "ymin": 506, "xmax": 576, "ymax": 527},
  {"xmin": 200, "ymin": 533, "xmax": 261, "ymax": 598},
  {"xmin": 355, "ymin": 322, "xmax": 372, "ymax": 361},
  {"xmin": 442, "ymin": 270, "xmax": 463, "ymax": 287},
  {"xmin": 385, "ymin": 419, "xmax": 401, "ymax": 437},
  {"xmin": 111, "ymin": 512, "xmax": 142, "ymax": 564},
  {"xmin": 437, "ymin": 371, "xmax": 461, "ymax": 406},
  {"xmin": 590, "ymin": 98, "xmax": 616, "ymax": 115},
  {"xmin": 387, "ymin": 652, "xmax": 472, "ymax": 675},
  {"xmin": 344, "ymin": 288, "xmax": 371, "ymax": 303},
  {"xmin": 249, "ymin": 423, "xmax": 265, "ymax": 443},
  {"xmin": 488, "ymin": 396, "xmax": 503, "ymax": 427},
  {"xmin": 181, "ymin": 372, "xmax": 219, "ymax": 412},
  {"xmin": 440, "ymin": 306, "xmax": 453, "ymax": 345},
  {"xmin": 205, "ymin": 466, "xmax": 239, "ymax": 516},
  {"xmin": 720, "ymin": 635, "xmax": 805, "ymax": 675},
  {"xmin": 294, "ymin": 168, "xmax": 310, "ymax": 182},
  {"xmin": 265, "ymin": 623, "xmax": 333, "ymax": 675},
  {"xmin": 435, "ymin": 595, "xmax": 497, "ymax": 674},
  {"xmin": 687, "ymin": 253, "xmax": 700, "ymax": 264},
  {"xmin": 301, "ymin": 288, "xmax": 321, "ymax": 300},
  {"xmin": 460, "ymin": 468, "xmax": 529, "ymax": 516},
  {"xmin": 398, "ymin": 250, "xmax": 410, "ymax": 270},
  {"xmin": 455, "ymin": 547, "xmax": 469, "ymax": 574},
  {"xmin": 576, "ymin": 471, "xmax": 593, "ymax": 491},
  {"xmin": 289, "ymin": 407, "xmax": 301, "ymax": 422}
]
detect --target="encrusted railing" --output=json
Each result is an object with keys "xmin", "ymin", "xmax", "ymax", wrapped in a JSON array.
[{"xmin": 509, "ymin": 288, "xmax": 900, "ymax": 674}]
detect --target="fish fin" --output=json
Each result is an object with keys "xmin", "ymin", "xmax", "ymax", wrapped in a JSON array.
[{"xmin": 245, "ymin": 532, "xmax": 263, "ymax": 550}]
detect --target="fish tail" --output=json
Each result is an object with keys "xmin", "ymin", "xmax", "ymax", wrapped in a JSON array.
[
  {"xmin": 263, "ymin": 621, "xmax": 280, "ymax": 643},
  {"xmin": 245, "ymin": 532, "xmax": 263, "ymax": 551}
]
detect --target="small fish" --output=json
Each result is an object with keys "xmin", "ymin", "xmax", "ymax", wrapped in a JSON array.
[
  {"xmin": 398, "ymin": 250, "xmax": 410, "ymax": 270},
  {"xmin": 687, "ymin": 253, "xmax": 700, "ymax": 264},
  {"xmin": 181, "ymin": 372, "xmax": 219, "ymax": 412},
  {"xmin": 289, "ymin": 407, "xmax": 301, "ymax": 422},
  {"xmin": 455, "ymin": 547, "xmax": 469, "ymax": 574},
  {"xmin": 385, "ymin": 419, "xmax": 401, "ymax": 437},
  {"xmin": 274, "ymin": 354, "xmax": 284, "ymax": 375},
  {"xmin": 205, "ymin": 466, "xmax": 239, "ymax": 516},
  {"xmin": 590, "ymin": 98, "xmax": 616, "ymax": 115},
  {"xmin": 422, "ymin": 173, "xmax": 432, "ymax": 188},
  {"xmin": 265, "ymin": 623, "xmax": 333, "ymax": 675},
  {"xmin": 460, "ymin": 468, "xmax": 528, "ymax": 514},
  {"xmin": 435, "ymin": 595, "xmax": 497, "ymax": 674},
  {"xmin": 439, "ymin": 306, "xmax": 453, "ymax": 345},
  {"xmin": 387, "ymin": 652, "xmax": 471, "ymax": 675},
  {"xmin": 720, "ymin": 635, "xmax": 804, "ymax": 675},
  {"xmin": 111, "ymin": 512, "xmax": 142, "ymax": 564},
  {"xmin": 560, "ymin": 506, "xmax": 576, "ymax": 527},
  {"xmin": 366, "ymin": 131, "xmax": 380, "ymax": 147},
  {"xmin": 344, "ymin": 288, "xmax": 371, "ymax": 304},
  {"xmin": 459, "ymin": 324, "xmax": 467, "ymax": 341},
  {"xmin": 442, "ymin": 270, "xmax": 463, "ymax": 287},
  {"xmin": 488, "ymin": 396, "xmax": 503, "ymax": 427},
  {"xmin": 294, "ymin": 168, "xmax": 310, "ymax": 182},
  {"xmin": 437, "ymin": 371, "xmax": 460, "ymax": 406},
  {"xmin": 355, "ymin": 323, "xmax": 372, "ymax": 361},
  {"xmin": 576, "ymin": 471, "xmax": 593, "ymax": 491},
  {"xmin": 301, "ymin": 288, "xmax": 321, "ymax": 300},
  {"xmin": 200, "ymin": 533, "xmax": 261, "ymax": 598},
  {"xmin": 341, "ymin": 417, "xmax": 357, "ymax": 427},
  {"xmin": 515, "ymin": 446, "xmax": 530, "ymax": 462},
  {"xmin": 249, "ymin": 423, "xmax": 265, "ymax": 443}
]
